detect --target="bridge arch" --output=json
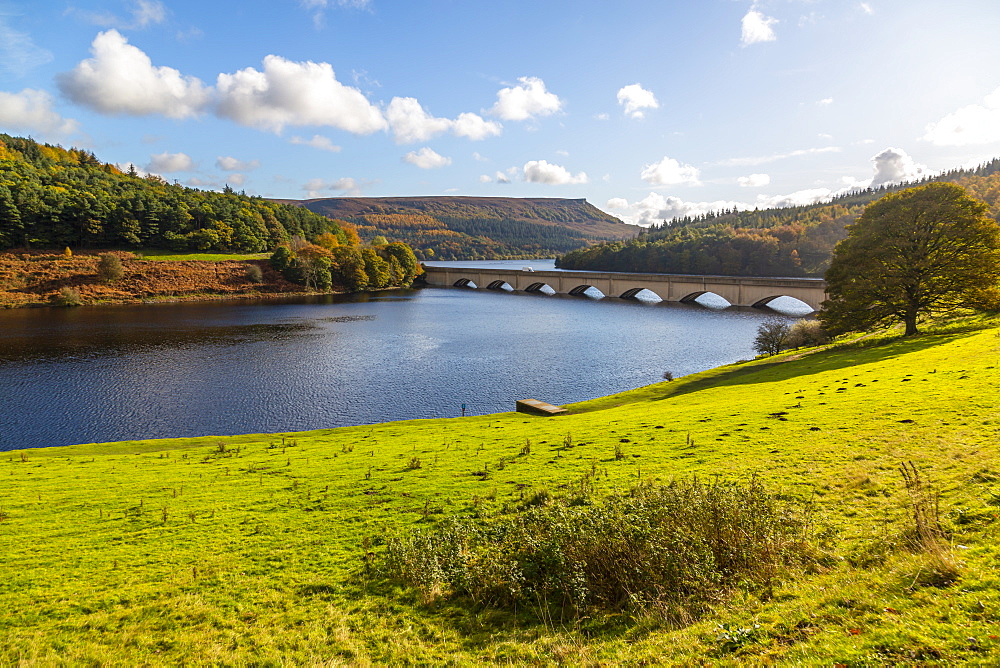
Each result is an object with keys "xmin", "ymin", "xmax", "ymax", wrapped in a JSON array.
[
  {"xmin": 524, "ymin": 282, "xmax": 556, "ymax": 294},
  {"xmin": 751, "ymin": 295, "xmax": 815, "ymax": 313},
  {"xmin": 679, "ymin": 291, "xmax": 732, "ymax": 308},
  {"xmin": 486, "ymin": 280, "xmax": 513, "ymax": 291},
  {"xmin": 568, "ymin": 284, "xmax": 605, "ymax": 298},
  {"xmin": 453, "ymin": 278, "xmax": 478, "ymax": 289},
  {"xmin": 619, "ymin": 287, "xmax": 664, "ymax": 301}
]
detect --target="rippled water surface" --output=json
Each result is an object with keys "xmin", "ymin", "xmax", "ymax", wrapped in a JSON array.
[{"xmin": 0, "ymin": 280, "xmax": 805, "ymax": 450}]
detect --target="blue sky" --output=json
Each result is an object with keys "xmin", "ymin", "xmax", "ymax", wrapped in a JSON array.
[{"xmin": 2, "ymin": 0, "xmax": 1000, "ymax": 225}]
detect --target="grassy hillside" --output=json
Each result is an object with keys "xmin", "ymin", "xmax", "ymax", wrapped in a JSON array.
[
  {"xmin": 275, "ymin": 196, "xmax": 640, "ymax": 260},
  {"xmin": 3, "ymin": 317, "xmax": 1000, "ymax": 664}
]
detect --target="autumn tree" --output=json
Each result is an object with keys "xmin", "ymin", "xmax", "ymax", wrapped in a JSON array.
[{"xmin": 820, "ymin": 183, "xmax": 1000, "ymax": 336}]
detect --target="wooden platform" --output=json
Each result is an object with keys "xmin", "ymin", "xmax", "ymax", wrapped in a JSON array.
[{"xmin": 516, "ymin": 399, "xmax": 567, "ymax": 416}]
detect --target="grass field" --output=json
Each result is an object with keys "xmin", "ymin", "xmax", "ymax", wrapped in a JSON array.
[
  {"xmin": 137, "ymin": 250, "xmax": 270, "ymax": 262},
  {"xmin": 2, "ymin": 316, "xmax": 999, "ymax": 665}
]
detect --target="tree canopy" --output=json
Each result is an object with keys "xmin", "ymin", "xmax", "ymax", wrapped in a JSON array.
[
  {"xmin": 0, "ymin": 134, "xmax": 348, "ymax": 252},
  {"xmin": 819, "ymin": 183, "xmax": 1000, "ymax": 336}
]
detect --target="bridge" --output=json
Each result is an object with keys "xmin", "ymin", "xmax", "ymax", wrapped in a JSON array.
[{"xmin": 421, "ymin": 265, "xmax": 828, "ymax": 311}]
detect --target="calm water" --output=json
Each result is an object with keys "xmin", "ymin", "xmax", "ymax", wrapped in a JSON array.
[{"xmin": 0, "ymin": 278, "xmax": 805, "ymax": 450}]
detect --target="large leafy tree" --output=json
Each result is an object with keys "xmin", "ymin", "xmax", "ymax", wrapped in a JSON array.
[{"xmin": 820, "ymin": 183, "xmax": 1000, "ymax": 336}]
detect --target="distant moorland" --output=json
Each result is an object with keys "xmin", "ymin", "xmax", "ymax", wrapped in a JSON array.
[{"xmin": 277, "ymin": 195, "xmax": 640, "ymax": 260}]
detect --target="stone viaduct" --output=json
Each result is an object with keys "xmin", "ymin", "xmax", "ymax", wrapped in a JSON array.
[{"xmin": 421, "ymin": 265, "xmax": 828, "ymax": 311}]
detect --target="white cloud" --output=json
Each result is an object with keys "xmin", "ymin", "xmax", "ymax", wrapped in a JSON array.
[
  {"xmin": 817, "ymin": 97, "xmax": 833, "ymax": 106},
  {"xmin": 302, "ymin": 176, "xmax": 365, "ymax": 197},
  {"xmin": 610, "ymin": 193, "xmax": 747, "ymax": 227},
  {"xmin": 215, "ymin": 54, "xmax": 387, "ymax": 134},
  {"xmin": 718, "ymin": 146, "xmax": 841, "ymax": 167},
  {"xmin": 226, "ymin": 173, "xmax": 247, "ymax": 186},
  {"xmin": 472, "ymin": 152, "xmax": 489, "ymax": 162},
  {"xmin": 860, "ymin": 3, "xmax": 874, "ymax": 15},
  {"xmin": 147, "ymin": 151, "xmax": 194, "ymax": 173},
  {"xmin": 523, "ymin": 160, "xmax": 588, "ymax": 185},
  {"xmin": 57, "ymin": 30, "xmax": 210, "ymax": 118},
  {"xmin": 738, "ymin": 173, "xmax": 771, "ymax": 187},
  {"xmin": 923, "ymin": 87, "xmax": 1000, "ymax": 146},
  {"xmin": 0, "ymin": 89, "xmax": 79, "ymax": 136},
  {"xmin": 216, "ymin": 156, "xmax": 260, "ymax": 171},
  {"xmin": 383, "ymin": 100, "xmax": 502, "ymax": 143},
  {"xmin": 755, "ymin": 188, "xmax": 833, "ymax": 209},
  {"xmin": 452, "ymin": 112, "xmax": 502, "ymax": 140},
  {"xmin": 617, "ymin": 83, "xmax": 659, "ymax": 119},
  {"xmin": 741, "ymin": 9, "xmax": 778, "ymax": 46},
  {"xmin": 300, "ymin": 0, "xmax": 371, "ymax": 27},
  {"xmin": 481, "ymin": 170, "xmax": 512, "ymax": 184},
  {"xmin": 605, "ymin": 197, "xmax": 629, "ymax": 210},
  {"xmin": 289, "ymin": 134, "xmax": 342, "ymax": 152},
  {"xmin": 403, "ymin": 147, "xmax": 451, "ymax": 169},
  {"xmin": 640, "ymin": 156, "xmax": 701, "ymax": 186},
  {"xmin": 386, "ymin": 97, "xmax": 452, "ymax": 144},
  {"xmin": 490, "ymin": 76, "xmax": 562, "ymax": 121},
  {"xmin": 70, "ymin": 0, "xmax": 167, "ymax": 29},
  {"xmin": 595, "ymin": 112, "xmax": 610, "ymax": 121},
  {"xmin": 0, "ymin": 18, "xmax": 53, "ymax": 77},
  {"xmin": 869, "ymin": 147, "xmax": 929, "ymax": 187},
  {"xmin": 130, "ymin": 0, "xmax": 167, "ymax": 28}
]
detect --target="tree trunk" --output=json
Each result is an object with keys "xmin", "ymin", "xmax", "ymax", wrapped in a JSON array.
[{"xmin": 903, "ymin": 307, "xmax": 919, "ymax": 335}]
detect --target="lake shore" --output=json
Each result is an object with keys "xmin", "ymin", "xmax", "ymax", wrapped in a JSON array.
[{"xmin": 0, "ymin": 250, "xmax": 329, "ymax": 308}]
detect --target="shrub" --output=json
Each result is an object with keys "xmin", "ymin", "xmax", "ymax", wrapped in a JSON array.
[
  {"xmin": 245, "ymin": 264, "xmax": 264, "ymax": 284},
  {"xmin": 53, "ymin": 286, "xmax": 83, "ymax": 306},
  {"xmin": 784, "ymin": 319, "xmax": 829, "ymax": 348},
  {"xmin": 384, "ymin": 477, "xmax": 815, "ymax": 624},
  {"xmin": 97, "ymin": 253, "xmax": 124, "ymax": 283}
]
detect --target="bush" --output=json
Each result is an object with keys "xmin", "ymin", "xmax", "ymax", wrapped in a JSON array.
[
  {"xmin": 784, "ymin": 319, "xmax": 828, "ymax": 348},
  {"xmin": 384, "ymin": 478, "xmax": 815, "ymax": 624},
  {"xmin": 97, "ymin": 253, "xmax": 124, "ymax": 283},
  {"xmin": 53, "ymin": 286, "xmax": 83, "ymax": 307},
  {"xmin": 245, "ymin": 264, "xmax": 264, "ymax": 283}
]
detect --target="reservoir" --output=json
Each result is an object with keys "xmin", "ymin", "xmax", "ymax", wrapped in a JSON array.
[{"xmin": 0, "ymin": 263, "xmax": 809, "ymax": 450}]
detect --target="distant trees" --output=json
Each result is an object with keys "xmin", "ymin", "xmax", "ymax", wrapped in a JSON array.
[
  {"xmin": 0, "ymin": 134, "xmax": 345, "ymax": 253},
  {"xmin": 270, "ymin": 239, "xmax": 420, "ymax": 294},
  {"xmin": 820, "ymin": 183, "xmax": 1000, "ymax": 336}
]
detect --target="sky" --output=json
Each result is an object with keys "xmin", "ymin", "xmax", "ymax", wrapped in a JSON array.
[{"xmin": 3, "ymin": 0, "xmax": 1000, "ymax": 226}]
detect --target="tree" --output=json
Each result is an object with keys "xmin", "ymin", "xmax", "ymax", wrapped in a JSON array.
[
  {"xmin": 820, "ymin": 183, "xmax": 1000, "ymax": 336},
  {"xmin": 753, "ymin": 318, "xmax": 791, "ymax": 356}
]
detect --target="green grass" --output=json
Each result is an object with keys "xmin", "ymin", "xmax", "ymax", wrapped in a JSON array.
[
  {"xmin": 137, "ymin": 249, "xmax": 269, "ymax": 262},
  {"xmin": 2, "ymin": 317, "xmax": 1000, "ymax": 664}
]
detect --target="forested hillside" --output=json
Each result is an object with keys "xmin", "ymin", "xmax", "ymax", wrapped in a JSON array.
[
  {"xmin": 280, "ymin": 196, "xmax": 639, "ymax": 260},
  {"xmin": 558, "ymin": 159, "xmax": 1000, "ymax": 276},
  {"xmin": 0, "ymin": 135, "xmax": 349, "ymax": 252}
]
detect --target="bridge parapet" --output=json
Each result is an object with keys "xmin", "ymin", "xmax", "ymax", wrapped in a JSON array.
[{"xmin": 422, "ymin": 265, "xmax": 827, "ymax": 311}]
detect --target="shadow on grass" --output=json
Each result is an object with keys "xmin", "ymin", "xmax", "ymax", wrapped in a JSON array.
[{"xmin": 656, "ymin": 330, "xmax": 972, "ymax": 401}]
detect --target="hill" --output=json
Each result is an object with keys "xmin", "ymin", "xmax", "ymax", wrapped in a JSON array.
[
  {"xmin": 558, "ymin": 158, "xmax": 1000, "ymax": 276},
  {"xmin": 3, "ymin": 315, "xmax": 999, "ymax": 664},
  {"xmin": 275, "ymin": 196, "xmax": 640, "ymax": 260}
]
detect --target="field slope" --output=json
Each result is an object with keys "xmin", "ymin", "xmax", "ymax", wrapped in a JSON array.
[{"xmin": 2, "ymin": 317, "xmax": 999, "ymax": 664}]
